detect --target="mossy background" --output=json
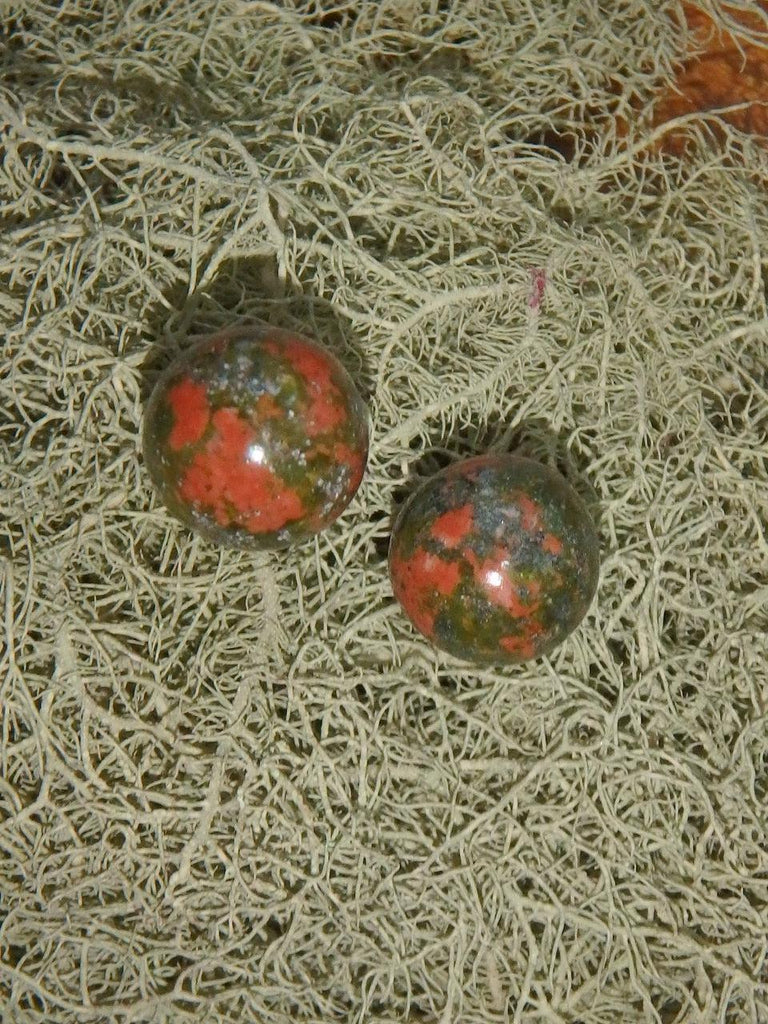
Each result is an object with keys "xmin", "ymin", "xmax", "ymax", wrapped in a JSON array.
[{"xmin": 1, "ymin": 2, "xmax": 767, "ymax": 1022}]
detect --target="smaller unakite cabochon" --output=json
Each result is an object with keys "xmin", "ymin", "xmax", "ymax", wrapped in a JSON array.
[
  {"xmin": 143, "ymin": 326, "xmax": 368, "ymax": 549},
  {"xmin": 389, "ymin": 455, "xmax": 600, "ymax": 664}
]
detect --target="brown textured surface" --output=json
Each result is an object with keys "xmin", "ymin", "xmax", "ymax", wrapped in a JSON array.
[{"xmin": 653, "ymin": 2, "xmax": 768, "ymax": 150}]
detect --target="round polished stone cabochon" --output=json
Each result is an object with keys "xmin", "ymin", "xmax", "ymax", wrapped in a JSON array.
[
  {"xmin": 389, "ymin": 454, "xmax": 600, "ymax": 663},
  {"xmin": 143, "ymin": 325, "xmax": 369, "ymax": 549}
]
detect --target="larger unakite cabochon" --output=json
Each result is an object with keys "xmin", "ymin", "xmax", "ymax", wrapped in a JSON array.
[
  {"xmin": 143, "ymin": 326, "xmax": 368, "ymax": 549},
  {"xmin": 389, "ymin": 455, "xmax": 600, "ymax": 664}
]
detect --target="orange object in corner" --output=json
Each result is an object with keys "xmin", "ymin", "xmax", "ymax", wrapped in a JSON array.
[{"xmin": 652, "ymin": 2, "xmax": 768, "ymax": 152}]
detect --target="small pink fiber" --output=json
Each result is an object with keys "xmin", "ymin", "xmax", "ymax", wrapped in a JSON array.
[{"xmin": 528, "ymin": 268, "xmax": 546, "ymax": 311}]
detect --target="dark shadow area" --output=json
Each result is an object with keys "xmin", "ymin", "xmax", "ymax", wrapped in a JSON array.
[
  {"xmin": 138, "ymin": 252, "xmax": 374, "ymax": 406},
  {"xmin": 517, "ymin": 127, "xmax": 582, "ymax": 164},
  {"xmin": 299, "ymin": 1, "xmax": 359, "ymax": 30},
  {"xmin": 387, "ymin": 412, "xmax": 604, "ymax": 538}
]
